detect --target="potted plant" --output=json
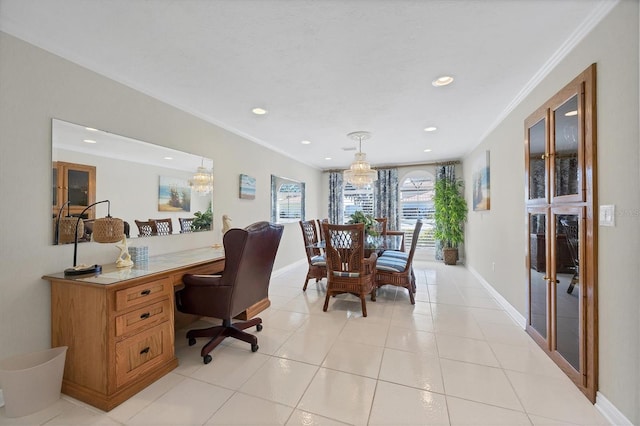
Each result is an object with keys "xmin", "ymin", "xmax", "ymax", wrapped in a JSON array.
[
  {"xmin": 433, "ymin": 178, "xmax": 468, "ymax": 265},
  {"xmin": 347, "ymin": 211, "xmax": 380, "ymax": 237},
  {"xmin": 192, "ymin": 203, "xmax": 212, "ymax": 231}
]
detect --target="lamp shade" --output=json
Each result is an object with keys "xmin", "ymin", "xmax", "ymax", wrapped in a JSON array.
[
  {"xmin": 58, "ymin": 216, "xmax": 85, "ymax": 244},
  {"xmin": 92, "ymin": 217, "xmax": 124, "ymax": 243}
]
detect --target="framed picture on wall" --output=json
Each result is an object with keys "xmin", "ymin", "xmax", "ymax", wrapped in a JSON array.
[
  {"xmin": 239, "ymin": 174, "xmax": 256, "ymax": 199},
  {"xmin": 472, "ymin": 150, "xmax": 490, "ymax": 211},
  {"xmin": 158, "ymin": 176, "xmax": 191, "ymax": 212}
]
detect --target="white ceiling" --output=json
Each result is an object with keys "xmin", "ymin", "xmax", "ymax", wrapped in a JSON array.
[{"xmin": 0, "ymin": 0, "xmax": 616, "ymax": 169}]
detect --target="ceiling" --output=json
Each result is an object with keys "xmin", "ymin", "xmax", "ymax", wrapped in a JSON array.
[{"xmin": 0, "ymin": 0, "xmax": 615, "ymax": 170}]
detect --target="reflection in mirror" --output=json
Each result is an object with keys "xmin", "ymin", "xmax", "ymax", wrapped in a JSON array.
[
  {"xmin": 270, "ymin": 175, "xmax": 305, "ymax": 224},
  {"xmin": 52, "ymin": 119, "xmax": 213, "ymax": 245}
]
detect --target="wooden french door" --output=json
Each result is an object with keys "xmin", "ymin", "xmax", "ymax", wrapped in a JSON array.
[{"xmin": 524, "ymin": 64, "xmax": 597, "ymax": 402}]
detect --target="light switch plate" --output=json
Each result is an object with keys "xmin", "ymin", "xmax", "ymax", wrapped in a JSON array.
[{"xmin": 599, "ymin": 205, "xmax": 615, "ymax": 226}]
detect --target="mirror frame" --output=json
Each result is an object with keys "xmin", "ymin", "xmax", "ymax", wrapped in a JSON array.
[{"xmin": 270, "ymin": 175, "xmax": 305, "ymax": 224}]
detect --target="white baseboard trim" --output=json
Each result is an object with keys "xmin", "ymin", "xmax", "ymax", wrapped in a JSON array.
[
  {"xmin": 272, "ymin": 258, "xmax": 306, "ymax": 278},
  {"xmin": 467, "ymin": 266, "xmax": 526, "ymax": 329},
  {"xmin": 595, "ymin": 392, "xmax": 633, "ymax": 426},
  {"xmin": 467, "ymin": 266, "xmax": 631, "ymax": 426}
]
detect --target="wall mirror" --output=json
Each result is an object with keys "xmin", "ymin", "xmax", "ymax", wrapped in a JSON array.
[
  {"xmin": 270, "ymin": 175, "xmax": 305, "ymax": 224},
  {"xmin": 52, "ymin": 119, "xmax": 213, "ymax": 245}
]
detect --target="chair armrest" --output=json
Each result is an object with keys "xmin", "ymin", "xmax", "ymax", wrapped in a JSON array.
[
  {"xmin": 182, "ymin": 273, "xmax": 226, "ymax": 287},
  {"xmin": 364, "ymin": 252, "xmax": 378, "ymax": 274}
]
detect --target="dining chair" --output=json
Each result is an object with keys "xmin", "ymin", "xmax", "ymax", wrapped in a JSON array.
[
  {"xmin": 299, "ymin": 220, "xmax": 326, "ymax": 291},
  {"xmin": 134, "ymin": 219, "xmax": 154, "ymax": 237},
  {"xmin": 375, "ymin": 219, "xmax": 423, "ymax": 304},
  {"xmin": 386, "ymin": 230, "xmax": 406, "ymax": 252},
  {"xmin": 149, "ymin": 218, "xmax": 173, "ymax": 235},
  {"xmin": 321, "ymin": 222, "xmax": 377, "ymax": 317},
  {"xmin": 179, "ymin": 217, "xmax": 195, "ymax": 233},
  {"xmin": 374, "ymin": 217, "xmax": 388, "ymax": 237}
]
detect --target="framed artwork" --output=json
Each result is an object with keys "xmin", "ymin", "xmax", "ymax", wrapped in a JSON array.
[
  {"xmin": 239, "ymin": 174, "xmax": 256, "ymax": 199},
  {"xmin": 158, "ymin": 176, "xmax": 191, "ymax": 212},
  {"xmin": 472, "ymin": 150, "xmax": 490, "ymax": 211}
]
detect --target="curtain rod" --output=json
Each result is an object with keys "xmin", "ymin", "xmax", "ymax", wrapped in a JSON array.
[{"xmin": 322, "ymin": 159, "xmax": 460, "ymax": 173}]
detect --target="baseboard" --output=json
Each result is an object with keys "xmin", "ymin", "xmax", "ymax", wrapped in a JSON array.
[
  {"xmin": 595, "ymin": 392, "xmax": 633, "ymax": 426},
  {"xmin": 272, "ymin": 258, "xmax": 306, "ymax": 278},
  {"xmin": 467, "ymin": 266, "xmax": 527, "ymax": 329}
]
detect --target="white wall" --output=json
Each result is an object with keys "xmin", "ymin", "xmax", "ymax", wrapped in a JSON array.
[
  {"xmin": 0, "ymin": 32, "xmax": 322, "ymax": 362},
  {"xmin": 464, "ymin": 1, "xmax": 640, "ymax": 423}
]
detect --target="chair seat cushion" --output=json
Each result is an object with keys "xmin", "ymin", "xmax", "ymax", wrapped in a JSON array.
[
  {"xmin": 376, "ymin": 256, "xmax": 407, "ymax": 273},
  {"xmin": 332, "ymin": 271, "xmax": 360, "ymax": 278},
  {"xmin": 380, "ymin": 250, "xmax": 409, "ymax": 261},
  {"xmin": 310, "ymin": 255, "xmax": 326, "ymax": 266}
]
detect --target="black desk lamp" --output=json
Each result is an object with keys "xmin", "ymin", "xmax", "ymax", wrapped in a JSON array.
[{"xmin": 64, "ymin": 200, "xmax": 124, "ymax": 276}]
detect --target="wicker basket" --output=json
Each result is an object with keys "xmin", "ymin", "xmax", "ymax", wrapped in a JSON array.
[{"xmin": 93, "ymin": 217, "xmax": 124, "ymax": 243}]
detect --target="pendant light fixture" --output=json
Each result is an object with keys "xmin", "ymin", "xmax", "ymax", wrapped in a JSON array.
[
  {"xmin": 190, "ymin": 158, "xmax": 213, "ymax": 195},
  {"xmin": 343, "ymin": 131, "xmax": 378, "ymax": 188}
]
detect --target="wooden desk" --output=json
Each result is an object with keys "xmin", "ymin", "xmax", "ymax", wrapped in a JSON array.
[{"xmin": 42, "ymin": 247, "xmax": 233, "ymax": 411}]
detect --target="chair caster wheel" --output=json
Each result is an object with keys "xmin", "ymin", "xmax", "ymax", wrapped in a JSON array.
[
  {"xmin": 256, "ymin": 324, "xmax": 263, "ymax": 332},
  {"xmin": 188, "ymin": 337, "xmax": 196, "ymax": 346},
  {"xmin": 251, "ymin": 344, "xmax": 259, "ymax": 352},
  {"xmin": 203, "ymin": 354, "xmax": 212, "ymax": 364}
]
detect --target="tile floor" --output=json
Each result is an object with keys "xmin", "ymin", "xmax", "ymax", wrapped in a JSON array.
[{"xmin": 0, "ymin": 260, "xmax": 611, "ymax": 425}]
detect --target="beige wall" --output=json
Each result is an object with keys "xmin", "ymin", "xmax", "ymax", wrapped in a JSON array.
[
  {"xmin": 464, "ymin": 1, "xmax": 640, "ymax": 423},
  {"xmin": 0, "ymin": 32, "xmax": 322, "ymax": 362}
]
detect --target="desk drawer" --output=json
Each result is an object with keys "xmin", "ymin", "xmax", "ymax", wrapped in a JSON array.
[
  {"xmin": 115, "ymin": 278, "xmax": 172, "ymax": 311},
  {"xmin": 115, "ymin": 299, "xmax": 171, "ymax": 337},
  {"xmin": 115, "ymin": 322, "xmax": 173, "ymax": 388}
]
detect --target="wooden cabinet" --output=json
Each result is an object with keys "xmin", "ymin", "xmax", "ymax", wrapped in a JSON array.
[
  {"xmin": 53, "ymin": 161, "xmax": 96, "ymax": 218},
  {"xmin": 44, "ymin": 248, "xmax": 226, "ymax": 411}
]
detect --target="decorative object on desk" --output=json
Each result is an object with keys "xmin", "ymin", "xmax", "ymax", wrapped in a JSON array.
[
  {"xmin": 472, "ymin": 150, "xmax": 491, "ymax": 211},
  {"xmin": 189, "ymin": 158, "xmax": 213, "ymax": 195},
  {"xmin": 128, "ymin": 246, "xmax": 148, "ymax": 263},
  {"xmin": 192, "ymin": 203, "xmax": 212, "ymax": 231},
  {"xmin": 347, "ymin": 211, "xmax": 380, "ymax": 237},
  {"xmin": 433, "ymin": 177, "xmax": 467, "ymax": 265},
  {"xmin": 54, "ymin": 201, "xmax": 85, "ymax": 245},
  {"xmin": 343, "ymin": 131, "xmax": 378, "ymax": 188},
  {"xmin": 222, "ymin": 214, "xmax": 232, "ymax": 234},
  {"xmin": 115, "ymin": 235, "xmax": 134, "ymax": 268},
  {"xmin": 64, "ymin": 200, "xmax": 124, "ymax": 276},
  {"xmin": 239, "ymin": 174, "xmax": 256, "ymax": 199},
  {"xmin": 158, "ymin": 176, "xmax": 191, "ymax": 212}
]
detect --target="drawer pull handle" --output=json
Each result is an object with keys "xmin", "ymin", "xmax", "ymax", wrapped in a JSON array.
[
  {"xmin": 140, "ymin": 312, "xmax": 151, "ymax": 319},
  {"xmin": 140, "ymin": 347, "xmax": 150, "ymax": 355},
  {"xmin": 140, "ymin": 289, "xmax": 151, "ymax": 296}
]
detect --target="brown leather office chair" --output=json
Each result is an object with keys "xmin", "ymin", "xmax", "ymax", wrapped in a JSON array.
[
  {"xmin": 176, "ymin": 221, "xmax": 284, "ymax": 364},
  {"xmin": 375, "ymin": 220, "xmax": 423, "ymax": 304},
  {"xmin": 299, "ymin": 220, "xmax": 327, "ymax": 291},
  {"xmin": 322, "ymin": 222, "xmax": 377, "ymax": 317}
]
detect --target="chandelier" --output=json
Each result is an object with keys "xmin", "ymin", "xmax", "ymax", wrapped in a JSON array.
[
  {"xmin": 343, "ymin": 131, "xmax": 378, "ymax": 188},
  {"xmin": 190, "ymin": 159, "xmax": 213, "ymax": 195}
]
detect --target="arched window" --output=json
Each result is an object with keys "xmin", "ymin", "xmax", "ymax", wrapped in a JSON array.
[{"xmin": 399, "ymin": 171, "xmax": 435, "ymax": 249}]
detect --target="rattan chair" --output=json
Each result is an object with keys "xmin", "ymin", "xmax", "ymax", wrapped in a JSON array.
[
  {"xmin": 322, "ymin": 222, "xmax": 377, "ymax": 317},
  {"xmin": 150, "ymin": 218, "xmax": 173, "ymax": 235},
  {"xmin": 374, "ymin": 217, "xmax": 388, "ymax": 237},
  {"xmin": 135, "ymin": 219, "xmax": 154, "ymax": 237},
  {"xmin": 375, "ymin": 220, "xmax": 423, "ymax": 304},
  {"xmin": 179, "ymin": 217, "xmax": 195, "ymax": 233},
  {"xmin": 299, "ymin": 220, "xmax": 326, "ymax": 291},
  {"xmin": 386, "ymin": 231, "xmax": 406, "ymax": 252}
]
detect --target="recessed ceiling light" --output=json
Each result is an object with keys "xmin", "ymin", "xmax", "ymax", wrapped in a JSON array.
[
  {"xmin": 432, "ymin": 75, "xmax": 454, "ymax": 87},
  {"xmin": 164, "ymin": 156, "xmax": 173, "ymax": 160},
  {"xmin": 83, "ymin": 139, "xmax": 96, "ymax": 144},
  {"xmin": 424, "ymin": 126, "xmax": 437, "ymax": 132},
  {"xmin": 565, "ymin": 110, "xmax": 578, "ymax": 116},
  {"xmin": 252, "ymin": 107, "xmax": 268, "ymax": 115},
  {"xmin": 423, "ymin": 149, "xmax": 432, "ymax": 153},
  {"xmin": 325, "ymin": 157, "xmax": 332, "ymax": 160},
  {"xmin": 301, "ymin": 140, "xmax": 311, "ymax": 145},
  {"xmin": 85, "ymin": 127, "xmax": 98, "ymax": 132}
]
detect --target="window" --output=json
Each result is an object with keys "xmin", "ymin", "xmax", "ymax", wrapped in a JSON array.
[
  {"xmin": 271, "ymin": 175, "xmax": 305, "ymax": 223},
  {"xmin": 342, "ymin": 183, "xmax": 374, "ymax": 223},
  {"xmin": 399, "ymin": 172, "xmax": 435, "ymax": 248}
]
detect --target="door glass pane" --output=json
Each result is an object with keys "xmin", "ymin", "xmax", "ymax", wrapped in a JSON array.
[
  {"xmin": 67, "ymin": 170, "xmax": 90, "ymax": 206},
  {"xmin": 528, "ymin": 119, "xmax": 546, "ymax": 199},
  {"xmin": 529, "ymin": 213, "xmax": 547, "ymax": 338},
  {"xmin": 554, "ymin": 95, "xmax": 579, "ymax": 197},
  {"xmin": 555, "ymin": 214, "xmax": 580, "ymax": 371}
]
